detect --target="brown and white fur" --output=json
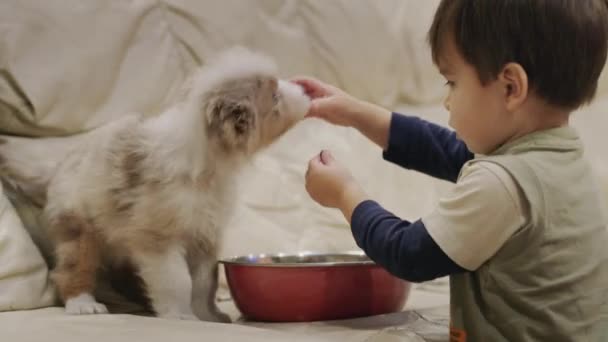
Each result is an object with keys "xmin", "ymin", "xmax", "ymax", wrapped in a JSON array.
[{"xmin": 0, "ymin": 47, "xmax": 310, "ymax": 321}]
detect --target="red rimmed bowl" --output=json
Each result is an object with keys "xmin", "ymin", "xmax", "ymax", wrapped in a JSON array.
[{"xmin": 219, "ymin": 251, "xmax": 410, "ymax": 322}]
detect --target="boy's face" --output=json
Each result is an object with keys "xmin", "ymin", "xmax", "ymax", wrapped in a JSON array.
[{"xmin": 438, "ymin": 38, "xmax": 516, "ymax": 154}]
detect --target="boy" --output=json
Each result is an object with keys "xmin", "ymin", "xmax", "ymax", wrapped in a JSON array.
[{"xmin": 295, "ymin": 0, "xmax": 608, "ymax": 341}]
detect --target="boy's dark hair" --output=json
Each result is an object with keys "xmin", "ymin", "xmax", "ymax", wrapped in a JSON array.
[{"xmin": 428, "ymin": 0, "xmax": 608, "ymax": 109}]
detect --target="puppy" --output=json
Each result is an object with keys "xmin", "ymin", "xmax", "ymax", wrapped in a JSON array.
[{"xmin": 0, "ymin": 47, "xmax": 310, "ymax": 321}]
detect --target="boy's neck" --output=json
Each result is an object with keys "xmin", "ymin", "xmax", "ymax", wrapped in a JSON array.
[{"xmin": 505, "ymin": 96, "xmax": 571, "ymax": 144}]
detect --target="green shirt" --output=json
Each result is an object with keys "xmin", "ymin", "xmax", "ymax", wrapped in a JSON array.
[{"xmin": 435, "ymin": 127, "xmax": 607, "ymax": 341}]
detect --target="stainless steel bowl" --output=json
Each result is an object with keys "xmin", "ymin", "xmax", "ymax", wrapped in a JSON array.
[
  {"xmin": 220, "ymin": 251, "xmax": 411, "ymax": 322},
  {"xmin": 221, "ymin": 251, "xmax": 377, "ymax": 267}
]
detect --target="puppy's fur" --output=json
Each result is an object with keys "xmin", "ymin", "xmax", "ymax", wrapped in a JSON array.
[{"xmin": 0, "ymin": 48, "xmax": 310, "ymax": 321}]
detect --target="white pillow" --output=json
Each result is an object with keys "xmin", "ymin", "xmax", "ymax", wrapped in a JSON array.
[{"xmin": 0, "ymin": 182, "xmax": 56, "ymax": 311}]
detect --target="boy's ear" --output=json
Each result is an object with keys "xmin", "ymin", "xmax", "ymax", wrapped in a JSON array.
[{"xmin": 499, "ymin": 62, "xmax": 528, "ymax": 111}]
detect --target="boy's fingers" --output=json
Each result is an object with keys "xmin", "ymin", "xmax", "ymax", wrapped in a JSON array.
[
  {"xmin": 290, "ymin": 77, "xmax": 312, "ymax": 85},
  {"xmin": 319, "ymin": 150, "xmax": 335, "ymax": 165},
  {"xmin": 306, "ymin": 158, "xmax": 320, "ymax": 182},
  {"xmin": 307, "ymin": 154, "xmax": 322, "ymax": 173},
  {"xmin": 290, "ymin": 76, "xmax": 320, "ymax": 86},
  {"xmin": 307, "ymin": 97, "xmax": 333, "ymax": 118},
  {"xmin": 290, "ymin": 77, "xmax": 327, "ymax": 98},
  {"xmin": 305, "ymin": 162, "xmax": 312, "ymax": 179},
  {"xmin": 304, "ymin": 101, "xmax": 321, "ymax": 119},
  {"xmin": 304, "ymin": 101, "xmax": 319, "ymax": 118},
  {"xmin": 290, "ymin": 78, "xmax": 316, "ymax": 94}
]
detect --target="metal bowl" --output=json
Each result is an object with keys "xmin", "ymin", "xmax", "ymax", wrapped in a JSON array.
[{"xmin": 219, "ymin": 251, "xmax": 411, "ymax": 322}]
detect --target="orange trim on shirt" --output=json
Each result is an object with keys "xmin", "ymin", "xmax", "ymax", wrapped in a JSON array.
[{"xmin": 450, "ymin": 324, "xmax": 467, "ymax": 342}]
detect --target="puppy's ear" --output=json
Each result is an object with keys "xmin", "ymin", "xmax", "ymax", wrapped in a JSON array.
[{"xmin": 206, "ymin": 97, "xmax": 257, "ymax": 150}]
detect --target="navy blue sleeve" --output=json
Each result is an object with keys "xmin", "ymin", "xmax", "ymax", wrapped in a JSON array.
[
  {"xmin": 351, "ymin": 200, "xmax": 467, "ymax": 282},
  {"xmin": 383, "ymin": 113, "xmax": 474, "ymax": 183}
]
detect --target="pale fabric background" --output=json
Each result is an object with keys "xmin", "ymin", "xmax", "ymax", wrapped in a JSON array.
[{"xmin": 0, "ymin": 1, "xmax": 606, "ymax": 341}]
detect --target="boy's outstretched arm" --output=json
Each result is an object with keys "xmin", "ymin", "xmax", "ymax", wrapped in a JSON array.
[
  {"xmin": 382, "ymin": 113, "xmax": 473, "ymax": 183},
  {"xmin": 292, "ymin": 77, "xmax": 473, "ymax": 182}
]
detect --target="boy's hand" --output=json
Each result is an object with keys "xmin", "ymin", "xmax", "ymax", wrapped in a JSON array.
[
  {"xmin": 305, "ymin": 150, "xmax": 368, "ymax": 222},
  {"xmin": 291, "ymin": 76, "xmax": 392, "ymax": 150},
  {"xmin": 290, "ymin": 77, "xmax": 363, "ymax": 127}
]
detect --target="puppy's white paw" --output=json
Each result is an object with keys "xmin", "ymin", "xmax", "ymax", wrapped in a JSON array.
[
  {"xmin": 212, "ymin": 311, "xmax": 232, "ymax": 323},
  {"xmin": 193, "ymin": 307, "xmax": 231, "ymax": 323},
  {"xmin": 65, "ymin": 293, "xmax": 108, "ymax": 315},
  {"xmin": 158, "ymin": 311, "xmax": 200, "ymax": 321}
]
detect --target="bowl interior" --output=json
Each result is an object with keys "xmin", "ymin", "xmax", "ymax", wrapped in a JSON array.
[{"xmin": 219, "ymin": 252, "xmax": 374, "ymax": 267}]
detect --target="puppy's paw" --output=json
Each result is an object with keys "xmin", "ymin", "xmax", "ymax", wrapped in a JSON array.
[
  {"xmin": 212, "ymin": 311, "xmax": 232, "ymax": 323},
  {"xmin": 194, "ymin": 308, "xmax": 232, "ymax": 323},
  {"xmin": 65, "ymin": 293, "xmax": 108, "ymax": 315},
  {"xmin": 158, "ymin": 311, "xmax": 200, "ymax": 321}
]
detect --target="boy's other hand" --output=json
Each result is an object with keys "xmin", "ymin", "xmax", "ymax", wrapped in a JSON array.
[
  {"xmin": 290, "ymin": 77, "xmax": 363, "ymax": 127},
  {"xmin": 305, "ymin": 150, "xmax": 367, "ymax": 215}
]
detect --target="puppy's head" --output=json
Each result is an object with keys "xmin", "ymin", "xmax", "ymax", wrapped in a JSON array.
[{"xmin": 191, "ymin": 47, "xmax": 310, "ymax": 155}]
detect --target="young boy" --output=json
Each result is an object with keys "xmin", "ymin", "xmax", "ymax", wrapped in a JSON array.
[{"xmin": 295, "ymin": 1, "xmax": 608, "ymax": 341}]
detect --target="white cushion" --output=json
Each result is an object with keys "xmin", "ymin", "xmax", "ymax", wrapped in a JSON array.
[{"xmin": 0, "ymin": 182, "xmax": 56, "ymax": 311}]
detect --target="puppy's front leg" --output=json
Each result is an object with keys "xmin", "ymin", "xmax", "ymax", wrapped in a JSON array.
[
  {"xmin": 132, "ymin": 245, "xmax": 197, "ymax": 320},
  {"xmin": 191, "ymin": 258, "xmax": 231, "ymax": 323}
]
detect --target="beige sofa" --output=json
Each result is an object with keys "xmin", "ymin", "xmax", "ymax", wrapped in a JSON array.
[{"xmin": 1, "ymin": 1, "xmax": 606, "ymax": 341}]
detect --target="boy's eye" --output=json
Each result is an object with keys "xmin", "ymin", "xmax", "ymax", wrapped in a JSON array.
[{"xmin": 272, "ymin": 92, "xmax": 280, "ymax": 104}]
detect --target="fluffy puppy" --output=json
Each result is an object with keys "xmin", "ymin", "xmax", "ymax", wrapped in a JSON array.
[{"xmin": 0, "ymin": 47, "xmax": 310, "ymax": 321}]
